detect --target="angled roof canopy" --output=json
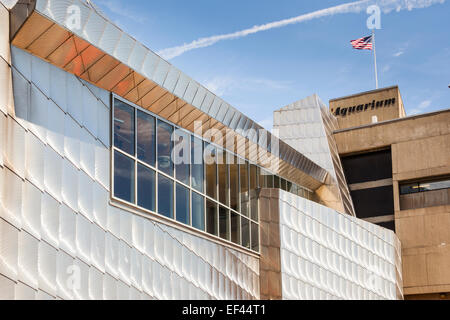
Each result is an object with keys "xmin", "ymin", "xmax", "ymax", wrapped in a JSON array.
[{"xmin": 9, "ymin": 0, "xmax": 328, "ymax": 190}]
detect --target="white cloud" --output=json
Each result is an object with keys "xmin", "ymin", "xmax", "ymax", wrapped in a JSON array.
[
  {"xmin": 382, "ymin": 65, "xmax": 391, "ymax": 73},
  {"xmin": 410, "ymin": 99, "xmax": 432, "ymax": 115},
  {"xmin": 393, "ymin": 51, "xmax": 404, "ymax": 57},
  {"xmin": 158, "ymin": 0, "xmax": 446, "ymax": 59}
]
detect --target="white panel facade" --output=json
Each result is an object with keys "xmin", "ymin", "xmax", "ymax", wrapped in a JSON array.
[
  {"xmin": 0, "ymin": 46, "xmax": 259, "ymax": 300},
  {"xmin": 278, "ymin": 190, "xmax": 403, "ymax": 300}
]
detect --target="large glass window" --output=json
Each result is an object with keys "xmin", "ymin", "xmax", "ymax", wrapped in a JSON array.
[
  {"xmin": 137, "ymin": 110, "xmax": 156, "ymax": 166},
  {"xmin": 192, "ymin": 192, "xmax": 205, "ymax": 231},
  {"xmin": 137, "ymin": 163, "xmax": 155, "ymax": 212},
  {"xmin": 191, "ymin": 136, "xmax": 204, "ymax": 193},
  {"xmin": 114, "ymin": 101, "xmax": 135, "ymax": 155},
  {"xmin": 176, "ymin": 184, "xmax": 189, "ymax": 225},
  {"xmin": 114, "ymin": 151, "xmax": 135, "ymax": 203},
  {"xmin": 112, "ymin": 97, "xmax": 326, "ymax": 254},
  {"xmin": 158, "ymin": 174, "xmax": 173, "ymax": 218},
  {"xmin": 157, "ymin": 120, "xmax": 174, "ymax": 176}
]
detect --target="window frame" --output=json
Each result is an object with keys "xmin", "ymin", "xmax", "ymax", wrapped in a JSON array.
[{"xmin": 111, "ymin": 94, "xmax": 314, "ymax": 254}]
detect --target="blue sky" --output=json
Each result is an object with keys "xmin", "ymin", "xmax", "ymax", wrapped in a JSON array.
[{"xmin": 95, "ymin": 0, "xmax": 450, "ymax": 130}]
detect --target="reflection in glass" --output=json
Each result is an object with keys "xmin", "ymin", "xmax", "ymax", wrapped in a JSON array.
[
  {"xmin": 157, "ymin": 120, "xmax": 173, "ymax": 176},
  {"xmin": 114, "ymin": 151, "xmax": 134, "ymax": 203},
  {"xmin": 137, "ymin": 110, "xmax": 155, "ymax": 166},
  {"xmin": 274, "ymin": 176, "xmax": 280, "ymax": 189},
  {"xmin": 219, "ymin": 206, "xmax": 229, "ymax": 241},
  {"xmin": 240, "ymin": 160, "xmax": 249, "ymax": 217},
  {"xmin": 250, "ymin": 164, "xmax": 258, "ymax": 222},
  {"xmin": 176, "ymin": 184, "xmax": 189, "ymax": 225},
  {"xmin": 205, "ymin": 144, "xmax": 217, "ymax": 199},
  {"xmin": 174, "ymin": 130, "xmax": 190, "ymax": 185},
  {"xmin": 114, "ymin": 100, "xmax": 135, "ymax": 155},
  {"xmin": 231, "ymin": 212, "xmax": 240, "ymax": 245},
  {"xmin": 241, "ymin": 217, "xmax": 250, "ymax": 249},
  {"xmin": 158, "ymin": 174, "xmax": 173, "ymax": 218},
  {"xmin": 230, "ymin": 155, "xmax": 239, "ymax": 211},
  {"xmin": 114, "ymin": 151, "xmax": 135, "ymax": 203},
  {"xmin": 137, "ymin": 164, "xmax": 155, "ymax": 212},
  {"xmin": 218, "ymin": 150, "xmax": 229, "ymax": 206},
  {"xmin": 191, "ymin": 136, "xmax": 204, "ymax": 192},
  {"xmin": 192, "ymin": 192, "xmax": 205, "ymax": 231},
  {"xmin": 206, "ymin": 200, "xmax": 217, "ymax": 236},
  {"xmin": 280, "ymin": 178, "xmax": 287, "ymax": 191},
  {"xmin": 251, "ymin": 222, "xmax": 259, "ymax": 252}
]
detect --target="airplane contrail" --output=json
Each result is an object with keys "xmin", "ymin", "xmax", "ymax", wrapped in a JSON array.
[{"xmin": 157, "ymin": 0, "xmax": 445, "ymax": 60}]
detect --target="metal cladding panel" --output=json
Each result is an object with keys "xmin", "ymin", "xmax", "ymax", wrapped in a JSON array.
[
  {"xmin": 59, "ymin": 204, "xmax": 76, "ymax": 257},
  {"xmin": 278, "ymin": 190, "xmax": 402, "ymax": 300},
  {"xmin": 64, "ymin": 115, "xmax": 81, "ymax": 169},
  {"xmin": 79, "ymin": 127, "xmax": 96, "ymax": 179},
  {"xmin": 0, "ymin": 58, "xmax": 12, "ymax": 117},
  {"xmin": 47, "ymin": 100, "xmax": 65, "ymax": 156},
  {"xmin": 41, "ymin": 192, "xmax": 60, "ymax": 249},
  {"xmin": 5, "ymin": 115, "xmax": 26, "ymax": 179},
  {"xmin": 153, "ymin": 58, "xmax": 170, "ymax": 86},
  {"xmin": 163, "ymin": 67, "xmax": 180, "ymax": 94},
  {"xmin": 11, "ymin": 67, "xmax": 30, "ymax": 127}
]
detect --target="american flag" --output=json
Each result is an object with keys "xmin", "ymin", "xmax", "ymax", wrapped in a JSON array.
[{"xmin": 350, "ymin": 35, "xmax": 373, "ymax": 50}]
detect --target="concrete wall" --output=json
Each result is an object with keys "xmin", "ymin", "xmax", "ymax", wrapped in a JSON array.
[
  {"xmin": 329, "ymin": 86, "xmax": 405, "ymax": 130},
  {"xmin": 0, "ymin": 7, "xmax": 259, "ymax": 299},
  {"xmin": 333, "ymin": 109, "xmax": 450, "ymax": 298},
  {"xmin": 259, "ymin": 188, "xmax": 403, "ymax": 300}
]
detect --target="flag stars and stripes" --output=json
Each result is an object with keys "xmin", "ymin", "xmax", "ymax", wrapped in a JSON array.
[{"xmin": 350, "ymin": 35, "xmax": 373, "ymax": 50}]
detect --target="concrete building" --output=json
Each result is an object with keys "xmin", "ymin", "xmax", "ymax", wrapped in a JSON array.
[
  {"xmin": 331, "ymin": 87, "xmax": 450, "ymax": 300},
  {"xmin": 275, "ymin": 85, "xmax": 449, "ymax": 300},
  {"xmin": 0, "ymin": 0, "xmax": 403, "ymax": 300}
]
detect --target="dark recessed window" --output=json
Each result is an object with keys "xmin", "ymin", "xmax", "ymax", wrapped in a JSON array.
[
  {"xmin": 219, "ymin": 206, "xmax": 229, "ymax": 241},
  {"xmin": 137, "ymin": 110, "xmax": 156, "ymax": 167},
  {"xmin": 137, "ymin": 163, "xmax": 155, "ymax": 212},
  {"xmin": 230, "ymin": 212, "xmax": 240, "ymax": 245},
  {"xmin": 251, "ymin": 222, "xmax": 259, "ymax": 252},
  {"xmin": 206, "ymin": 200, "xmax": 217, "ymax": 236},
  {"xmin": 114, "ymin": 100, "xmax": 135, "ymax": 155},
  {"xmin": 157, "ymin": 120, "xmax": 174, "ymax": 176},
  {"xmin": 192, "ymin": 192, "xmax": 205, "ymax": 231},
  {"xmin": 176, "ymin": 184, "xmax": 189, "ymax": 225},
  {"xmin": 158, "ymin": 174, "xmax": 173, "ymax": 218},
  {"xmin": 114, "ymin": 151, "xmax": 135, "ymax": 203}
]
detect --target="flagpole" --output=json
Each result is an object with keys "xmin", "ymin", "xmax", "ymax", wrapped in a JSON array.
[{"xmin": 372, "ymin": 29, "xmax": 379, "ymax": 89}]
